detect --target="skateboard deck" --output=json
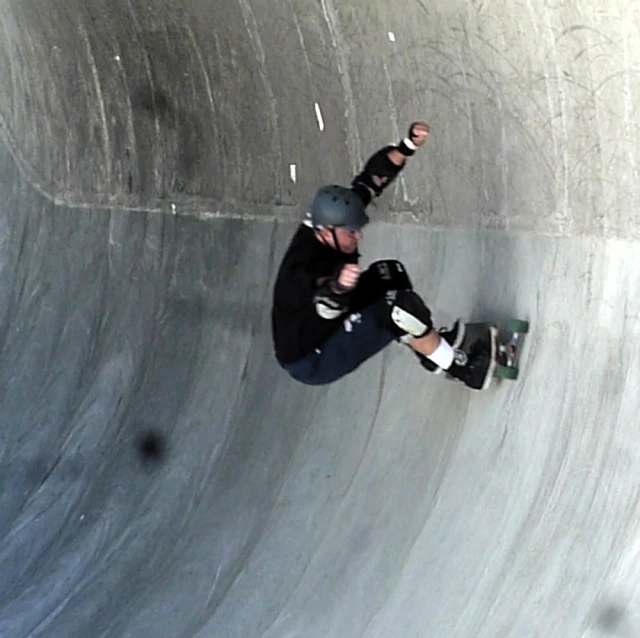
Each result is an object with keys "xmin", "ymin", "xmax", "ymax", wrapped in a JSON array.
[{"xmin": 452, "ymin": 319, "xmax": 529, "ymax": 390}]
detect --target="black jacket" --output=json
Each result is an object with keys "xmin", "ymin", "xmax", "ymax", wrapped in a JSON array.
[
  {"xmin": 271, "ymin": 144, "xmax": 406, "ymax": 364},
  {"xmin": 271, "ymin": 223, "xmax": 357, "ymax": 364}
]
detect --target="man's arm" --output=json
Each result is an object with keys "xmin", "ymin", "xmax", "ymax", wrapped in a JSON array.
[
  {"xmin": 313, "ymin": 264, "xmax": 360, "ymax": 320},
  {"xmin": 351, "ymin": 121, "xmax": 430, "ymax": 206}
]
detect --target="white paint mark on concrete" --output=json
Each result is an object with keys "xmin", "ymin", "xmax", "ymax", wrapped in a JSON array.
[
  {"xmin": 289, "ymin": 164, "xmax": 297, "ymax": 183},
  {"xmin": 314, "ymin": 102, "xmax": 325, "ymax": 131}
]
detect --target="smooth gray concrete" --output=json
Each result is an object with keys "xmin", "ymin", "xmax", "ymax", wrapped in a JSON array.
[{"xmin": 1, "ymin": 2, "xmax": 640, "ymax": 637}]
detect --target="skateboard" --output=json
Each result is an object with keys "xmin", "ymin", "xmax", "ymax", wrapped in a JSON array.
[{"xmin": 454, "ymin": 319, "xmax": 529, "ymax": 389}]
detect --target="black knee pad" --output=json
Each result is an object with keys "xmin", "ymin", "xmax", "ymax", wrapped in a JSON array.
[
  {"xmin": 368, "ymin": 259, "xmax": 413, "ymax": 292},
  {"xmin": 385, "ymin": 290, "xmax": 433, "ymax": 340},
  {"xmin": 351, "ymin": 146, "xmax": 402, "ymax": 196},
  {"xmin": 349, "ymin": 260, "xmax": 412, "ymax": 312}
]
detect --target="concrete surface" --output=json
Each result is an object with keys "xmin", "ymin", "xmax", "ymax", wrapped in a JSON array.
[{"xmin": 1, "ymin": 1, "xmax": 640, "ymax": 637}]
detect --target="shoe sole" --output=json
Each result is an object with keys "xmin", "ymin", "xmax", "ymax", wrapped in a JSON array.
[
  {"xmin": 479, "ymin": 326, "xmax": 499, "ymax": 391},
  {"xmin": 452, "ymin": 320, "xmax": 466, "ymax": 349}
]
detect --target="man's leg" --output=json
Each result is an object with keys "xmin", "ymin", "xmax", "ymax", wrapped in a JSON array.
[
  {"xmin": 407, "ymin": 320, "xmax": 465, "ymax": 362},
  {"xmin": 407, "ymin": 322, "xmax": 496, "ymax": 391},
  {"xmin": 407, "ymin": 330, "xmax": 440, "ymax": 356},
  {"xmin": 283, "ymin": 289, "xmax": 492, "ymax": 390},
  {"xmin": 282, "ymin": 298, "xmax": 395, "ymax": 385},
  {"xmin": 383, "ymin": 289, "xmax": 457, "ymax": 369},
  {"xmin": 384, "ymin": 290, "xmax": 493, "ymax": 390}
]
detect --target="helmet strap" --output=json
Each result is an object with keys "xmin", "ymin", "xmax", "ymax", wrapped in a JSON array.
[
  {"xmin": 330, "ymin": 227, "xmax": 343, "ymax": 255},
  {"xmin": 314, "ymin": 226, "xmax": 344, "ymax": 255}
]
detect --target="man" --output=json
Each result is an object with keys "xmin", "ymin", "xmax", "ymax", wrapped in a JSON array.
[{"xmin": 271, "ymin": 121, "xmax": 492, "ymax": 390}]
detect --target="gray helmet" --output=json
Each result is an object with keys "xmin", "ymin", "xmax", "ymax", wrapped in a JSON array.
[{"xmin": 310, "ymin": 185, "xmax": 369, "ymax": 230}]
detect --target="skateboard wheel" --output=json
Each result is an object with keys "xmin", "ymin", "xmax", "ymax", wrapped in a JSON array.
[
  {"xmin": 505, "ymin": 319, "xmax": 529, "ymax": 334},
  {"xmin": 496, "ymin": 364, "xmax": 518, "ymax": 380}
]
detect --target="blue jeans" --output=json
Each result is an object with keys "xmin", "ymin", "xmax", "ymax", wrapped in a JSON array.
[{"xmin": 282, "ymin": 298, "xmax": 395, "ymax": 385}]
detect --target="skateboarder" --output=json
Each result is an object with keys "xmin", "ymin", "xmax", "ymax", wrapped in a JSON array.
[{"xmin": 271, "ymin": 121, "xmax": 492, "ymax": 390}]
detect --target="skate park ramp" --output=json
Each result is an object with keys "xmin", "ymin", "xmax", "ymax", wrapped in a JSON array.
[{"xmin": 2, "ymin": 1, "xmax": 640, "ymax": 636}]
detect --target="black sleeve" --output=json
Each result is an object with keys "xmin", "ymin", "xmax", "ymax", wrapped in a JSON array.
[{"xmin": 351, "ymin": 145, "xmax": 405, "ymax": 205}]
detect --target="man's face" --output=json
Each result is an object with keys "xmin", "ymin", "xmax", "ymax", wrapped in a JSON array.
[{"xmin": 318, "ymin": 226, "xmax": 362, "ymax": 254}]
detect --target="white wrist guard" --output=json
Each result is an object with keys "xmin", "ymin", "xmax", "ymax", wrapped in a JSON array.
[{"xmin": 397, "ymin": 137, "xmax": 417, "ymax": 157}]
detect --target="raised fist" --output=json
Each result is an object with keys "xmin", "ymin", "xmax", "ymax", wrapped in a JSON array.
[
  {"xmin": 409, "ymin": 121, "xmax": 430, "ymax": 147},
  {"xmin": 337, "ymin": 264, "xmax": 361, "ymax": 290}
]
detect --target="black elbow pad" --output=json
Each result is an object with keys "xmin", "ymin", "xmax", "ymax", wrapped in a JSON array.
[{"xmin": 351, "ymin": 146, "xmax": 402, "ymax": 196}]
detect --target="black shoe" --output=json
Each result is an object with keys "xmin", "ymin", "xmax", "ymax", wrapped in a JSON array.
[
  {"xmin": 447, "ymin": 354, "xmax": 494, "ymax": 390},
  {"xmin": 446, "ymin": 325, "xmax": 498, "ymax": 390}
]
